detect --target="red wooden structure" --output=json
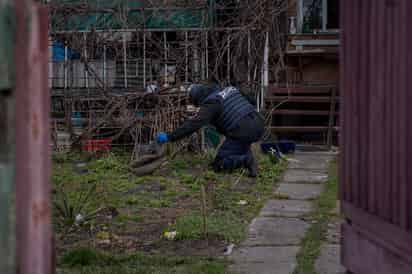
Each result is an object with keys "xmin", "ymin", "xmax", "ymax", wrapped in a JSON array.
[
  {"xmin": 14, "ymin": 1, "xmax": 53, "ymax": 273},
  {"xmin": 340, "ymin": 0, "xmax": 412, "ymax": 273}
]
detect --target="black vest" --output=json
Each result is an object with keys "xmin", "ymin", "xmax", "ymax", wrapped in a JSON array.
[{"xmin": 203, "ymin": 87, "xmax": 256, "ymax": 132}]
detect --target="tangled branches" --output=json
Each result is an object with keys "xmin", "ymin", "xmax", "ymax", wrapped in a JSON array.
[{"xmin": 49, "ymin": 0, "xmax": 288, "ymax": 151}]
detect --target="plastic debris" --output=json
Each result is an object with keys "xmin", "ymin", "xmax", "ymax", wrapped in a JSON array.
[
  {"xmin": 98, "ymin": 239, "xmax": 111, "ymax": 245},
  {"xmin": 237, "ymin": 200, "xmax": 248, "ymax": 206},
  {"xmin": 224, "ymin": 244, "xmax": 235, "ymax": 256},
  {"xmin": 164, "ymin": 231, "xmax": 178, "ymax": 241},
  {"xmin": 75, "ymin": 214, "xmax": 84, "ymax": 224},
  {"xmin": 287, "ymin": 158, "xmax": 300, "ymax": 163}
]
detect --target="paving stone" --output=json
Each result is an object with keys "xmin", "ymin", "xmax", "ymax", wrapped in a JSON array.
[
  {"xmin": 327, "ymin": 219, "xmax": 342, "ymax": 244},
  {"xmin": 315, "ymin": 244, "xmax": 346, "ymax": 274},
  {"xmin": 287, "ymin": 154, "xmax": 332, "ymax": 170},
  {"xmin": 294, "ymin": 150, "xmax": 338, "ymax": 157},
  {"xmin": 229, "ymin": 151, "xmax": 335, "ymax": 274},
  {"xmin": 330, "ymin": 200, "xmax": 342, "ymax": 216},
  {"xmin": 276, "ymin": 183, "xmax": 324, "ymax": 200},
  {"xmin": 229, "ymin": 246, "xmax": 299, "ymax": 274},
  {"xmin": 243, "ymin": 217, "xmax": 309, "ymax": 246},
  {"xmin": 260, "ymin": 199, "xmax": 313, "ymax": 218},
  {"xmin": 282, "ymin": 169, "xmax": 328, "ymax": 184}
]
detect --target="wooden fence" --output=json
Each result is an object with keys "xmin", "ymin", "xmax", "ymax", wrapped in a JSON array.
[{"xmin": 340, "ymin": 0, "xmax": 412, "ymax": 273}]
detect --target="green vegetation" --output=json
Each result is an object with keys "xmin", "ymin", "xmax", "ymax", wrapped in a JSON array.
[
  {"xmin": 58, "ymin": 247, "xmax": 227, "ymax": 274},
  {"xmin": 294, "ymin": 160, "xmax": 339, "ymax": 274},
  {"xmin": 52, "ymin": 149, "xmax": 286, "ymax": 274},
  {"xmin": 173, "ymin": 211, "xmax": 245, "ymax": 242}
]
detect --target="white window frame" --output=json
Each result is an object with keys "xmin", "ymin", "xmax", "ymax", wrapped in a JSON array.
[{"xmin": 297, "ymin": 0, "xmax": 340, "ymax": 34}]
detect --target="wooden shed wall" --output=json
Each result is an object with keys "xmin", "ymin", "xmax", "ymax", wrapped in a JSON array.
[{"xmin": 340, "ymin": 0, "xmax": 412, "ymax": 273}]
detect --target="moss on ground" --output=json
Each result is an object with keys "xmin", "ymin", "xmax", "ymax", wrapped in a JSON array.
[{"xmin": 294, "ymin": 160, "xmax": 339, "ymax": 274}]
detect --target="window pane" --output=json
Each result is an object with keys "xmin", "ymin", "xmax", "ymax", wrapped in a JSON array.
[
  {"xmin": 327, "ymin": 0, "xmax": 340, "ymax": 29},
  {"xmin": 303, "ymin": 0, "xmax": 322, "ymax": 33}
]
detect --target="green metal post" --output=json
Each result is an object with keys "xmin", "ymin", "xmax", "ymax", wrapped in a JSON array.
[
  {"xmin": 0, "ymin": 0, "xmax": 16, "ymax": 273},
  {"xmin": 0, "ymin": 93, "xmax": 15, "ymax": 274}
]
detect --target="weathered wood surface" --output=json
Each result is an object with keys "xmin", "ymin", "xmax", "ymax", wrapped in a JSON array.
[
  {"xmin": 341, "ymin": 0, "xmax": 412, "ymax": 273},
  {"xmin": 0, "ymin": 94, "xmax": 15, "ymax": 274}
]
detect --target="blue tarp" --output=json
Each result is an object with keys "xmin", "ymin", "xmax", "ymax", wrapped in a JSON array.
[{"xmin": 52, "ymin": 42, "xmax": 81, "ymax": 61}]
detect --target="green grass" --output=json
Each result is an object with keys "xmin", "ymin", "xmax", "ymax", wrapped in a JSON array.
[
  {"xmin": 51, "ymin": 152, "xmax": 181, "ymax": 229},
  {"xmin": 170, "ymin": 154, "xmax": 287, "ymax": 244},
  {"xmin": 58, "ymin": 247, "xmax": 227, "ymax": 274},
  {"xmin": 53, "ymin": 149, "xmax": 286, "ymax": 274},
  {"xmin": 294, "ymin": 160, "xmax": 339, "ymax": 274},
  {"xmin": 172, "ymin": 211, "xmax": 245, "ymax": 242}
]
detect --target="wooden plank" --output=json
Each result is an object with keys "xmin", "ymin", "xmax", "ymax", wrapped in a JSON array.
[
  {"xmin": 269, "ymin": 126, "xmax": 339, "ymax": 133},
  {"xmin": 371, "ymin": 0, "xmax": 386, "ymax": 219},
  {"xmin": 342, "ymin": 202, "xmax": 412, "ymax": 262},
  {"xmin": 287, "ymin": 33, "xmax": 340, "ymax": 40},
  {"xmin": 0, "ymin": 0, "xmax": 16, "ymax": 91},
  {"xmin": 15, "ymin": 4, "xmax": 53, "ymax": 274},
  {"xmin": 391, "ymin": 0, "xmax": 401, "ymax": 226},
  {"xmin": 0, "ymin": 94, "xmax": 14, "ymax": 274},
  {"xmin": 382, "ymin": 0, "xmax": 393, "ymax": 221},
  {"xmin": 343, "ymin": 0, "xmax": 354, "ymax": 204},
  {"xmin": 354, "ymin": 0, "xmax": 362, "ymax": 208},
  {"xmin": 265, "ymin": 96, "xmax": 335, "ymax": 103},
  {"xmin": 272, "ymin": 109, "xmax": 334, "ymax": 116},
  {"xmin": 291, "ymin": 39, "xmax": 340, "ymax": 46},
  {"xmin": 367, "ymin": 0, "xmax": 378, "ymax": 216},
  {"xmin": 286, "ymin": 48, "xmax": 340, "ymax": 56},
  {"xmin": 327, "ymin": 87, "xmax": 337, "ymax": 147},
  {"xmin": 407, "ymin": 0, "xmax": 412, "ymax": 232},
  {"xmin": 0, "ymin": 2, "xmax": 15, "ymax": 273},
  {"xmin": 348, "ymin": 0, "xmax": 360, "ymax": 206},
  {"xmin": 268, "ymin": 86, "xmax": 333, "ymax": 95},
  {"xmin": 358, "ymin": 0, "xmax": 370, "ymax": 212},
  {"xmin": 339, "ymin": 0, "xmax": 348, "ymax": 202},
  {"xmin": 398, "ymin": 0, "xmax": 408, "ymax": 230},
  {"xmin": 342, "ymin": 223, "xmax": 412, "ymax": 274}
]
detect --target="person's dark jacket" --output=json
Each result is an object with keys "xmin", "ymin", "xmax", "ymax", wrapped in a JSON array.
[{"xmin": 168, "ymin": 85, "xmax": 264, "ymax": 142}]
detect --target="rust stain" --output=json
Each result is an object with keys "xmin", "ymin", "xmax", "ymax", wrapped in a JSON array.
[
  {"xmin": 32, "ymin": 112, "xmax": 39, "ymax": 140},
  {"xmin": 32, "ymin": 201, "xmax": 50, "ymax": 227}
]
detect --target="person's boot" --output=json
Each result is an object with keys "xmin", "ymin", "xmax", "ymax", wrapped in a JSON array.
[
  {"xmin": 210, "ymin": 159, "xmax": 223, "ymax": 173},
  {"xmin": 245, "ymin": 154, "xmax": 258, "ymax": 178}
]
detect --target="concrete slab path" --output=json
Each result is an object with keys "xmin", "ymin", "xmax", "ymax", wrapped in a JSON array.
[{"xmin": 229, "ymin": 151, "xmax": 338, "ymax": 274}]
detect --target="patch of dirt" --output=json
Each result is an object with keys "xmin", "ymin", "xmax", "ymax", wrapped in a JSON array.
[
  {"xmin": 56, "ymin": 192, "xmax": 205, "ymax": 256},
  {"xmin": 54, "ymin": 153, "xmax": 275, "ymax": 262},
  {"xmin": 123, "ymin": 181, "xmax": 166, "ymax": 196},
  {"xmin": 231, "ymin": 176, "xmax": 257, "ymax": 191},
  {"xmin": 152, "ymin": 235, "xmax": 227, "ymax": 257}
]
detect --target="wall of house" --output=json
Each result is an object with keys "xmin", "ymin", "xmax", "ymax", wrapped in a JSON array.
[
  {"xmin": 285, "ymin": 0, "xmax": 339, "ymax": 86},
  {"xmin": 300, "ymin": 59, "xmax": 338, "ymax": 84},
  {"xmin": 288, "ymin": 0, "xmax": 297, "ymax": 18}
]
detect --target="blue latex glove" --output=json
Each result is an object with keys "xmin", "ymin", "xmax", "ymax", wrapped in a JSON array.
[{"xmin": 156, "ymin": 132, "xmax": 169, "ymax": 144}]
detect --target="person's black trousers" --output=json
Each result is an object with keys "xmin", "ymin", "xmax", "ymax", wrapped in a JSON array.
[{"xmin": 212, "ymin": 112, "xmax": 264, "ymax": 172}]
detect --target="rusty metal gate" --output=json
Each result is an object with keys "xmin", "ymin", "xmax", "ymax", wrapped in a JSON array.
[{"xmin": 340, "ymin": 0, "xmax": 412, "ymax": 273}]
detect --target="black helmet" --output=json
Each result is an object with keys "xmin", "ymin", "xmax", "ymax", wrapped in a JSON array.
[{"xmin": 188, "ymin": 84, "xmax": 214, "ymax": 106}]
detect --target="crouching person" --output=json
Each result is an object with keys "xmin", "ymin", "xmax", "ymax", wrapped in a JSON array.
[{"xmin": 156, "ymin": 84, "xmax": 264, "ymax": 177}]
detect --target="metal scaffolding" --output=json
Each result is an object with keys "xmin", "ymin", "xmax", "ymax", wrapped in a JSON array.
[{"xmin": 48, "ymin": 0, "xmax": 289, "ymax": 153}]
